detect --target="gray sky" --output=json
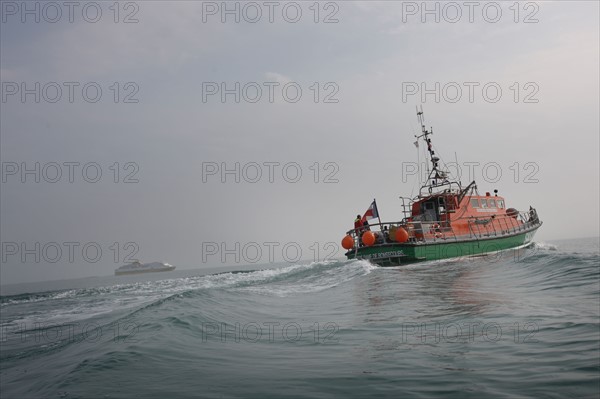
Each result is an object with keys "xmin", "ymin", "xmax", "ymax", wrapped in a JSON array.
[{"xmin": 1, "ymin": 1, "xmax": 599, "ymax": 284}]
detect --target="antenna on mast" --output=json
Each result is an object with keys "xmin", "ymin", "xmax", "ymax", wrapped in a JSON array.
[
  {"xmin": 412, "ymin": 108, "xmax": 464, "ymax": 198},
  {"xmin": 414, "ymin": 106, "xmax": 451, "ymax": 195},
  {"xmin": 415, "ymin": 106, "xmax": 430, "ymax": 177}
]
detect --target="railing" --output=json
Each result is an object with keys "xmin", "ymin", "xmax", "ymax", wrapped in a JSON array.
[
  {"xmin": 419, "ymin": 180, "xmax": 462, "ymax": 197},
  {"xmin": 345, "ymin": 208, "xmax": 541, "ymax": 250}
]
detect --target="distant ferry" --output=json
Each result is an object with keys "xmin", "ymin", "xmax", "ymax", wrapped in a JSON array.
[
  {"xmin": 341, "ymin": 107, "xmax": 542, "ymax": 266},
  {"xmin": 115, "ymin": 261, "xmax": 175, "ymax": 276}
]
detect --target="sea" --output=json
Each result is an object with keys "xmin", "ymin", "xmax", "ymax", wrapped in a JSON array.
[{"xmin": 1, "ymin": 237, "xmax": 598, "ymax": 398}]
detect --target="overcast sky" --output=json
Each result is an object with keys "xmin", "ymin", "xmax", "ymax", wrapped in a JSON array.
[{"xmin": 1, "ymin": 1, "xmax": 598, "ymax": 284}]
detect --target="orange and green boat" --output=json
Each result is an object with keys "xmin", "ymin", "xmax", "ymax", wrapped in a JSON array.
[{"xmin": 342, "ymin": 108, "xmax": 542, "ymax": 266}]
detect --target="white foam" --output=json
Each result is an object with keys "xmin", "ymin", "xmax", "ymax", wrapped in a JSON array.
[
  {"xmin": 533, "ymin": 241, "xmax": 558, "ymax": 251},
  {"xmin": 2, "ymin": 260, "xmax": 373, "ymax": 325},
  {"xmin": 234, "ymin": 259, "xmax": 376, "ymax": 296}
]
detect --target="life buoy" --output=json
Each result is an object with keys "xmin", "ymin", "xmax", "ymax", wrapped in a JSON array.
[{"xmin": 430, "ymin": 223, "xmax": 442, "ymax": 239}]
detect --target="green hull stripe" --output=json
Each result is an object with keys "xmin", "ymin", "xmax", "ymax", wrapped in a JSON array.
[{"xmin": 346, "ymin": 228, "xmax": 538, "ymax": 265}]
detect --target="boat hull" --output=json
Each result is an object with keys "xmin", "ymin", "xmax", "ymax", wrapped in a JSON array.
[{"xmin": 345, "ymin": 226, "xmax": 540, "ymax": 266}]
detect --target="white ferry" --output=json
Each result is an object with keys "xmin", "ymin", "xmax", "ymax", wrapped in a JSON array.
[{"xmin": 115, "ymin": 261, "xmax": 176, "ymax": 276}]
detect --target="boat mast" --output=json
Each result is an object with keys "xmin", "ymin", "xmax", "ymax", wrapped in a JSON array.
[
  {"xmin": 415, "ymin": 106, "xmax": 430, "ymax": 179},
  {"xmin": 413, "ymin": 107, "xmax": 468, "ymax": 199},
  {"xmin": 415, "ymin": 106, "xmax": 448, "ymax": 191}
]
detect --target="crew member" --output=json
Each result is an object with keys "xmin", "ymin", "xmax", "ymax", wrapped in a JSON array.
[
  {"xmin": 354, "ymin": 214, "xmax": 362, "ymax": 234},
  {"xmin": 363, "ymin": 219, "xmax": 371, "ymax": 231}
]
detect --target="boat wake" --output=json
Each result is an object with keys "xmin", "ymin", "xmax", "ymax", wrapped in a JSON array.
[{"xmin": 0, "ymin": 260, "xmax": 375, "ymax": 326}]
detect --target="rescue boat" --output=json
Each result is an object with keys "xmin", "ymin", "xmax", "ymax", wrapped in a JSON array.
[{"xmin": 341, "ymin": 108, "xmax": 542, "ymax": 266}]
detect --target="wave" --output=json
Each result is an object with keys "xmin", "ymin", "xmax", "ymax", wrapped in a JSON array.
[
  {"xmin": 0, "ymin": 260, "xmax": 376, "ymax": 327},
  {"xmin": 3, "ymin": 242, "xmax": 595, "ymax": 311},
  {"xmin": 2, "ymin": 260, "xmax": 374, "ymax": 304},
  {"xmin": 3, "ymin": 244, "xmax": 597, "ymax": 337},
  {"xmin": 0, "ymin": 260, "xmax": 377, "ymax": 364}
]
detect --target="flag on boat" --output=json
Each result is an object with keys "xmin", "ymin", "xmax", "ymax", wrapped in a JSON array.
[
  {"xmin": 361, "ymin": 200, "xmax": 379, "ymax": 223},
  {"xmin": 413, "ymin": 140, "xmax": 419, "ymax": 148}
]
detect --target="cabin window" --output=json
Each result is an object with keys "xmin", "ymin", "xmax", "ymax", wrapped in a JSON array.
[
  {"xmin": 422, "ymin": 201, "xmax": 437, "ymax": 222},
  {"xmin": 470, "ymin": 198, "xmax": 479, "ymax": 208},
  {"xmin": 480, "ymin": 198, "xmax": 488, "ymax": 208},
  {"xmin": 488, "ymin": 199, "xmax": 496, "ymax": 208},
  {"xmin": 497, "ymin": 199, "xmax": 505, "ymax": 208}
]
